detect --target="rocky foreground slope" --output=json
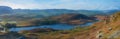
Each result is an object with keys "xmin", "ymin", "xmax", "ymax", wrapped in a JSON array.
[{"xmin": 73, "ymin": 12, "xmax": 120, "ymax": 39}]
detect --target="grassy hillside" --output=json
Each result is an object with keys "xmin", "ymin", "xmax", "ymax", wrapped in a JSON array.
[
  {"xmin": 5, "ymin": 13, "xmax": 95, "ymax": 26},
  {"xmin": 18, "ymin": 12, "xmax": 120, "ymax": 39}
]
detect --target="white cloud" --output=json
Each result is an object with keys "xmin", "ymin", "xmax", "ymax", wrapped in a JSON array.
[{"xmin": 0, "ymin": 1, "xmax": 26, "ymax": 9}]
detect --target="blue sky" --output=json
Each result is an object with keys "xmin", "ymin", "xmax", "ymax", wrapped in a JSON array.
[{"xmin": 0, "ymin": 0, "xmax": 120, "ymax": 10}]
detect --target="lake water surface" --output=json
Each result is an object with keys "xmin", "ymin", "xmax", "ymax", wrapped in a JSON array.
[{"xmin": 10, "ymin": 22, "xmax": 94, "ymax": 32}]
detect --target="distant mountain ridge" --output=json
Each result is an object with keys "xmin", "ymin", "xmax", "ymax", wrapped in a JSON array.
[
  {"xmin": 0, "ymin": 6, "xmax": 13, "ymax": 14},
  {"xmin": 13, "ymin": 9, "xmax": 119, "ymax": 16},
  {"xmin": 0, "ymin": 6, "xmax": 119, "ymax": 16}
]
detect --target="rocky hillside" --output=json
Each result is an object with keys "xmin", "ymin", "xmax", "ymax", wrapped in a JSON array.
[{"xmin": 73, "ymin": 12, "xmax": 120, "ymax": 39}]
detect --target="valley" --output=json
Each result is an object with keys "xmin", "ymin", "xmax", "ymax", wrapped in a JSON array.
[{"xmin": 0, "ymin": 6, "xmax": 120, "ymax": 39}]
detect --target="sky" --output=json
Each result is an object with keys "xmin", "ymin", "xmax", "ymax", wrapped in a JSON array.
[{"xmin": 0, "ymin": 0, "xmax": 120, "ymax": 10}]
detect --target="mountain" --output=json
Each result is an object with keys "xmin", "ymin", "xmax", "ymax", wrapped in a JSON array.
[
  {"xmin": 50, "ymin": 13, "xmax": 95, "ymax": 25},
  {"xmin": 0, "ymin": 6, "xmax": 119, "ymax": 22},
  {"xmin": 13, "ymin": 9, "xmax": 119, "ymax": 16},
  {"xmin": 69, "ymin": 12, "xmax": 120, "ymax": 39},
  {"xmin": 16, "ymin": 13, "xmax": 96, "ymax": 26},
  {"xmin": 12, "ymin": 9, "xmax": 78, "ymax": 17},
  {"xmin": 0, "ymin": 6, "xmax": 13, "ymax": 14},
  {"xmin": 0, "ymin": 6, "xmax": 119, "ymax": 16},
  {"xmin": 0, "ymin": 6, "xmax": 119, "ymax": 17}
]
